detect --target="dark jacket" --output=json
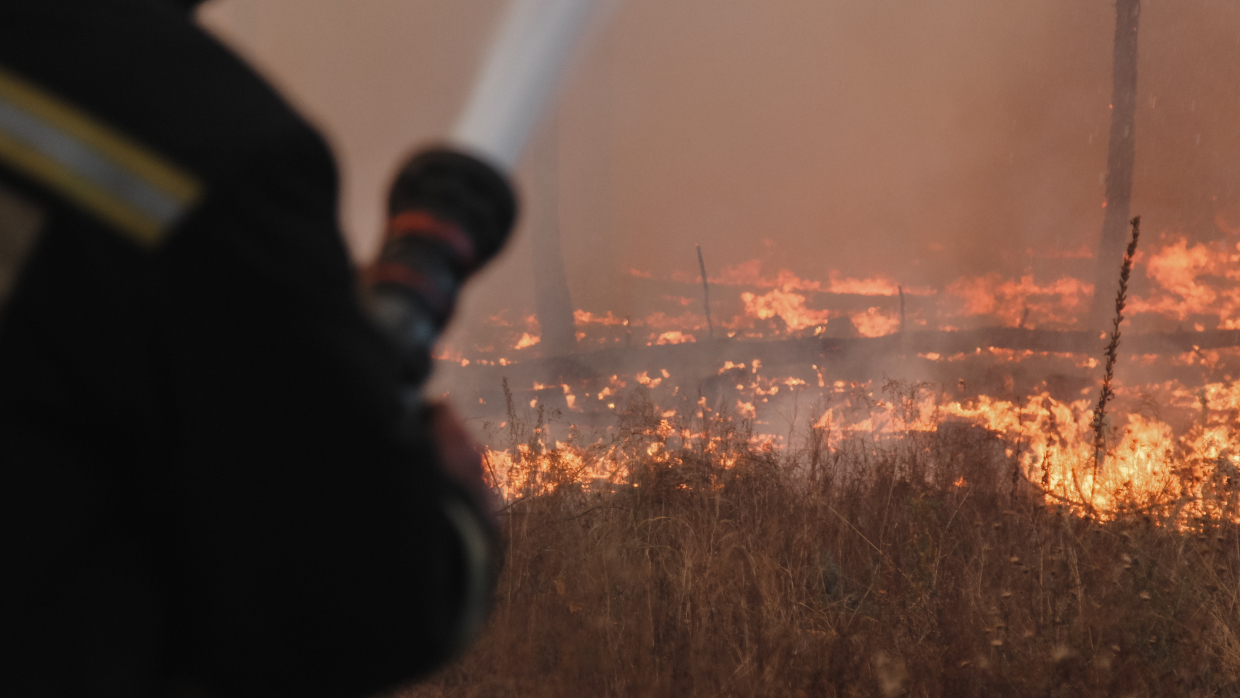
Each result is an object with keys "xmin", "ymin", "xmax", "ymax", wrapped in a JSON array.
[{"xmin": 0, "ymin": 1, "xmax": 493, "ymax": 696}]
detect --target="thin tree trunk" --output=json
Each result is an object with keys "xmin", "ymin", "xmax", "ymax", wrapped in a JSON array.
[
  {"xmin": 696, "ymin": 244, "xmax": 713, "ymax": 340},
  {"xmin": 530, "ymin": 121, "xmax": 578, "ymax": 357},
  {"xmin": 1090, "ymin": 0, "xmax": 1140, "ymax": 330}
]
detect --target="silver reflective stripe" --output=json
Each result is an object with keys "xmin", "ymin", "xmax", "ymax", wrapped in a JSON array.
[
  {"xmin": 0, "ymin": 96, "xmax": 183, "ymax": 227},
  {"xmin": 0, "ymin": 64, "xmax": 201, "ymax": 247}
]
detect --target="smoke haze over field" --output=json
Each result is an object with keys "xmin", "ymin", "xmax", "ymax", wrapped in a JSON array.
[{"xmin": 200, "ymin": 0, "xmax": 1240, "ymax": 335}]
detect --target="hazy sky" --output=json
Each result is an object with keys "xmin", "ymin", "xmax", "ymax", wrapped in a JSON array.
[{"xmin": 199, "ymin": 0, "xmax": 1240, "ymax": 326}]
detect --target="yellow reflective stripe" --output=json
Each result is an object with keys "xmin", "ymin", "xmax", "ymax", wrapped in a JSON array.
[
  {"xmin": 0, "ymin": 127, "xmax": 163, "ymax": 244},
  {"xmin": 0, "ymin": 65, "xmax": 202, "ymax": 246}
]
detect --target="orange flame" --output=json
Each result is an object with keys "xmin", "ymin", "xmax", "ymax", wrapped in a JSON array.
[{"xmin": 740, "ymin": 288, "xmax": 831, "ymax": 331}]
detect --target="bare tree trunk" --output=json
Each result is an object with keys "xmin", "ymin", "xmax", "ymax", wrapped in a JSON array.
[
  {"xmin": 1090, "ymin": 0, "xmax": 1140, "ymax": 330},
  {"xmin": 696, "ymin": 244, "xmax": 713, "ymax": 340},
  {"xmin": 530, "ymin": 121, "xmax": 578, "ymax": 357}
]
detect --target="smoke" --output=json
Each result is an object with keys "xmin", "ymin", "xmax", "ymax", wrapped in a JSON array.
[{"xmin": 200, "ymin": 0, "xmax": 1240, "ymax": 341}]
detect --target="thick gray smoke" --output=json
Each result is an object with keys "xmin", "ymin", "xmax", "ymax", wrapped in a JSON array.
[{"xmin": 201, "ymin": 0, "xmax": 1240, "ymax": 341}]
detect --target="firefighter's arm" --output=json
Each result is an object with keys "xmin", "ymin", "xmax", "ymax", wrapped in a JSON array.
[{"xmin": 158, "ymin": 132, "xmax": 505, "ymax": 698}]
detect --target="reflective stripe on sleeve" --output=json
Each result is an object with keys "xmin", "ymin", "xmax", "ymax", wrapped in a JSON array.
[{"xmin": 0, "ymin": 65, "xmax": 202, "ymax": 247}]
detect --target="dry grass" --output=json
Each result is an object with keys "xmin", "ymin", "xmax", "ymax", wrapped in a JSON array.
[
  {"xmin": 1090, "ymin": 216, "xmax": 1140, "ymax": 481},
  {"xmin": 401, "ymin": 385, "xmax": 1240, "ymax": 698}
]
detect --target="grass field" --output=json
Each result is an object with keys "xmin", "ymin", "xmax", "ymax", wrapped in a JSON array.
[{"xmin": 401, "ymin": 378, "xmax": 1240, "ymax": 698}]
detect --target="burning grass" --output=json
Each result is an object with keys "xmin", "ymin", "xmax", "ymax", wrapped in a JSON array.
[
  {"xmin": 437, "ymin": 218, "xmax": 1240, "ymax": 362},
  {"xmin": 401, "ymin": 215, "xmax": 1240, "ymax": 695},
  {"xmin": 401, "ymin": 379, "xmax": 1240, "ymax": 697}
]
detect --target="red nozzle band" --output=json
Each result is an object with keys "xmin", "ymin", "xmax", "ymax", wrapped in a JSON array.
[{"xmin": 386, "ymin": 211, "xmax": 476, "ymax": 271}]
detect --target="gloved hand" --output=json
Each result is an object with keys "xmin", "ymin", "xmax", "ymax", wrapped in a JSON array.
[{"xmin": 428, "ymin": 401, "xmax": 497, "ymax": 528}]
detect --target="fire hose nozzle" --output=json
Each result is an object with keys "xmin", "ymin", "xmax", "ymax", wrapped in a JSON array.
[{"xmin": 365, "ymin": 147, "xmax": 518, "ymax": 387}]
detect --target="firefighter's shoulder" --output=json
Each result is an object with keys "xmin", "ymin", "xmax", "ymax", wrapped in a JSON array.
[{"xmin": 0, "ymin": 0, "xmax": 329, "ymax": 251}]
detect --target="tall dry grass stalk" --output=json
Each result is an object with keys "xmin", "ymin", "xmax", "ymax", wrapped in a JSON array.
[
  {"xmin": 401, "ymin": 379, "xmax": 1240, "ymax": 698},
  {"xmin": 1090, "ymin": 216, "xmax": 1140, "ymax": 492}
]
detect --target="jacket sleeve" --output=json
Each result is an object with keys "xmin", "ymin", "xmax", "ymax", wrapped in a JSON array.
[{"xmin": 153, "ymin": 127, "xmax": 495, "ymax": 698}]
